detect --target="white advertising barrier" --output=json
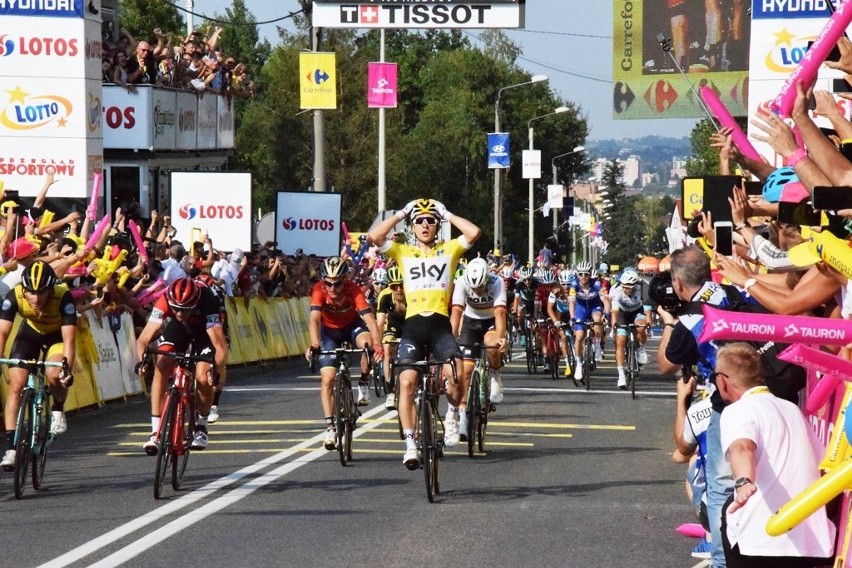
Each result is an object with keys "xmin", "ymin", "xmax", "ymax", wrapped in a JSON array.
[
  {"xmin": 197, "ymin": 93, "xmax": 218, "ymax": 149},
  {"xmin": 522, "ymin": 149, "xmax": 541, "ymax": 179},
  {"xmin": 103, "ymin": 85, "xmax": 153, "ymax": 149},
  {"xmin": 170, "ymin": 172, "xmax": 252, "ymax": 252},
  {"xmin": 276, "ymin": 191, "xmax": 342, "ymax": 257},
  {"xmin": 0, "ymin": 133, "xmax": 100, "ymax": 197},
  {"xmin": 312, "ymin": 1, "xmax": 522, "ymax": 29},
  {"xmin": 152, "ymin": 89, "xmax": 176, "ymax": 150},
  {"xmin": 0, "ymin": 76, "xmax": 95, "ymax": 139},
  {"xmin": 217, "ymin": 96, "xmax": 235, "ymax": 148},
  {"xmin": 85, "ymin": 311, "xmax": 142, "ymax": 400},
  {"xmin": 0, "ymin": 17, "xmax": 101, "ymax": 79},
  {"xmin": 176, "ymin": 90, "xmax": 198, "ymax": 150}
]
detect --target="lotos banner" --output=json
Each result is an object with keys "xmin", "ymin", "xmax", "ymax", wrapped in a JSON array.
[
  {"xmin": 367, "ymin": 62, "xmax": 398, "ymax": 108},
  {"xmin": 700, "ymin": 304, "xmax": 852, "ymax": 345}
]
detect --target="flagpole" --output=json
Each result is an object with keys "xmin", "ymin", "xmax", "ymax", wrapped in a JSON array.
[{"xmin": 378, "ymin": 29, "xmax": 386, "ymax": 213}]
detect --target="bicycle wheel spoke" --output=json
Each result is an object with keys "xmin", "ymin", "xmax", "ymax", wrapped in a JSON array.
[{"xmin": 13, "ymin": 389, "xmax": 34, "ymax": 499}]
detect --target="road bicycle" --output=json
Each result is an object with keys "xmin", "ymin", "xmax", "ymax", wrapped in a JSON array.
[
  {"xmin": 0, "ymin": 357, "xmax": 69, "ymax": 499},
  {"xmin": 370, "ymin": 359, "xmax": 387, "ymax": 398},
  {"xmin": 520, "ymin": 313, "xmax": 539, "ymax": 374},
  {"xmin": 576, "ymin": 320, "xmax": 599, "ymax": 391},
  {"xmin": 142, "ymin": 347, "xmax": 212, "ymax": 499},
  {"xmin": 311, "ymin": 344, "xmax": 371, "ymax": 466},
  {"xmin": 537, "ymin": 319, "xmax": 560, "ymax": 379},
  {"xmin": 618, "ymin": 324, "xmax": 642, "ymax": 400},
  {"xmin": 503, "ymin": 314, "xmax": 515, "ymax": 364},
  {"xmin": 399, "ymin": 355, "xmax": 457, "ymax": 503},
  {"xmin": 460, "ymin": 344, "xmax": 500, "ymax": 457}
]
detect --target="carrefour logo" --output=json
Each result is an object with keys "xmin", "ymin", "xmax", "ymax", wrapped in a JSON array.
[
  {"xmin": 178, "ymin": 203, "xmax": 244, "ymax": 220},
  {"xmin": 282, "ymin": 217, "xmax": 336, "ymax": 231},
  {"xmin": 0, "ymin": 36, "xmax": 14, "ymax": 56},
  {"xmin": 1, "ymin": 86, "xmax": 72, "ymax": 131},
  {"xmin": 307, "ymin": 69, "xmax": 330, "ymax": 85},
  {"xmin": 764, "ymin": 28, "xmax": 815, "ymax": 74}
]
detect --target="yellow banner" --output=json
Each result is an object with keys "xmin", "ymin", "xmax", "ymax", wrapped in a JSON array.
[{"xmin": 300, "ymin": 52, "xmax": 337, "ymax": 110}]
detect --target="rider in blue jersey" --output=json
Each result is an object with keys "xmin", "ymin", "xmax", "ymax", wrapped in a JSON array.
[{"xmin": 568, "ymin": 261, "xmax": 610, "ymax": 383}]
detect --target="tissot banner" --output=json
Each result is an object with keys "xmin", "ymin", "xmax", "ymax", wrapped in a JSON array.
[
  {"xmin": 300, "ymin": 52, "xmax": 337, "ymax": 109},
  {"xmin": 487, "ymin": 132, "xmax": 509, "ymax": 169},
  {"xmin": 367, "ymin": 62, "xmax": 398, "ymax": 108}
]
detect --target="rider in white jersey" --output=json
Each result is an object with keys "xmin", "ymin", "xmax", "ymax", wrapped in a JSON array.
[
  {"xmin": 450, "ymin": 259, "xmax": 508, "ymax": 435},
  {"xmin": 609, "ymin": 269, "xmax": 650, "ymax": 389}
]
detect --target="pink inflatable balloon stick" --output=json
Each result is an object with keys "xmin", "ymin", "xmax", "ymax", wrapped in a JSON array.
[{"xmin": 700, "ymin": 87, "xmax": 762, "ymax": 162}]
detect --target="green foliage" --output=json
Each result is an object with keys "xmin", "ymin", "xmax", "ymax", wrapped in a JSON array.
[
  {"xmin": 213, "ymin": 0, "xmax": 272, "ymax": 71},
  {"xmin": 117, "ymin": 0, "xmax": 183, "ymax": 41},
  {"xmin": 685, "ymin": 116, "xmax": 748, "ymax": 176}
]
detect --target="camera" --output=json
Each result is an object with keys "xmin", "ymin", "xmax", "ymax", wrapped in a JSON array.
[
  {"xmin": 649, "ymin": 271, "xmax": 686, "ymax": 314},
  {"xmin": 686, "ymin": 215, "xmax": 702, "ymax": 239}
]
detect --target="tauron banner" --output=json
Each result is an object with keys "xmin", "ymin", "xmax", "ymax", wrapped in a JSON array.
[
  {"xmin": 367, "ymin": 62, "xmax": 398, "ymax": 108},
  {"xmin": 612, "ymin": 0, "xmax": 751, "ymax": 120}
]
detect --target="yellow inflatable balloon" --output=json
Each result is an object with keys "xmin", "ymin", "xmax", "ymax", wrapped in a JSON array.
[{"xmin": 766, "ymin": 458, "xmax": 852, "ymax": 536}]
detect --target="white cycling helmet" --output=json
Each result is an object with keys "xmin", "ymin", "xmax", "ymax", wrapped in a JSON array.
[
  {"xmin": 372, "ymin": 268, "xmax": 387, "ymax": 284},
  {"xmin": 598, "ymin": 262, "xmax": 609, "ymax": 273},
  {"xmin": 465, "ymin": 258, "xmax": 490, "ymax": 288},
  {"xmin": 519, "ymin": 266, "xmax": 534, "ymax": 280},
  {"xmin": 538, "ymin": 269, "xmax": 556, "ymax": 285},
  {"xmin": 500, "ymin": 266, "xmax": 514, "ymax": 279},
  {"xmin": 619, "ymin": 270, "xmax": 640, "ymax": 286},
  {"xmin": 557, "ymin": 269, "xmax": 573, "ymax": 285},
  {"xmin": 576, "ymin": 261, "xmax": 592, "ymax": 274}
]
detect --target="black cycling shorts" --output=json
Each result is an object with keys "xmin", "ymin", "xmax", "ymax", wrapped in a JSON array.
[{"xmin": 396, "ymin": 313, "xmax": 460, "ymax": 368}]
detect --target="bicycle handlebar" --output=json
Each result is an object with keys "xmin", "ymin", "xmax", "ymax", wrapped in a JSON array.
[
  {"xmin": 309, "ymin": 345, "xmax": 372, "ymax": 374},
  {"xmin": 0, "ymin": 357, "xmax": 68, "ymax": 371}
]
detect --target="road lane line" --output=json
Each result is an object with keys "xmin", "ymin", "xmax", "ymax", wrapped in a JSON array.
[{"xmin": 40, "ymin": 404, "xmax": 391, "ymax": 568}]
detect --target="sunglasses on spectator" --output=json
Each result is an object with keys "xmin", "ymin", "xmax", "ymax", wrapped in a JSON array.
[
  {"xmin": 709, "ymin": 371, "xmax": 729, "ymax": 383},
  {"xmin": 413, "ymin": 216, "xmax": 438, "ymax": 226},
  {"xmin": 324, "ymin": 280, "xmax": 344, "ymax": 288}
]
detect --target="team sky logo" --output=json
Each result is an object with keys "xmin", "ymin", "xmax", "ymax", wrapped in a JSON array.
[
  {"xmin": 764, "ymin": 28, "xmax": 817, "ymax": 74},
  {"xmin": 306, "ymin": 69, "xmax": 330, "ymax": 85},
  {"xmin": 1, "ymin": 86, "xmax": 72, "ymax": 131}
]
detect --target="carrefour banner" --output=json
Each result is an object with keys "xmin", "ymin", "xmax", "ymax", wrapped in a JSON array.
[
  {"xmin": 276, "ymin": 191, "xmax": 342, "ymax": 257},
  {"xmin": 0, "ymin": 1, "xmax": 84, "ymax": 18},
  {"xmin": 367, "ymin": 62, "xmax": 398, "ymax": 108},
  {"xmin": 170, "ymin": 172, "xmax": 252, "ymax": 253},
  {"xmin": 612, "ymin": 0, "xmax": 751, "ymax": 119},
  {"xmin": 487, "ymin": 132, "xmax": 510, "ymax": 169},
  {"xmin": 300, "ymin": 52, "xmax": 337, "ymax": 109}
]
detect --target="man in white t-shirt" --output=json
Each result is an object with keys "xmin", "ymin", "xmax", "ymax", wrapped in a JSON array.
[{"xmin": 716, "ymin": 342, "xmax": 835, "ymax": 566}]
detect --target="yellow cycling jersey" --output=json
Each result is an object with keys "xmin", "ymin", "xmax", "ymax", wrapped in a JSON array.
[
  {"xmin": 8, "ymin": 283, "xmax": 76, "ymax": 335},
  {"xmin": 380, "ymin": 238, "xmax": 469, "ymax": 318}
]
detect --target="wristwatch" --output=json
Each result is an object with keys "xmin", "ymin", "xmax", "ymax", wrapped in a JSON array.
[{"xmin": 734, "ymin": 476, "xmax": 753, "ymax": 489}]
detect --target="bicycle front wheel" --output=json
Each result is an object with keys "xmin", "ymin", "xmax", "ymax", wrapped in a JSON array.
[
  {"xmin": 467, "ymin": 366, "xmax": 482, "ymax": 458},
  {"xmin": 172, "ymin": 393, "xmax": 194, "ymax": 491},
  {"xmin": 31, "ymin": 390, "xmax": 51, "ymax": 490},
  {"xmin": 13, "ymin": 389, "xmax": 34, "ymax": 499},
  {"xmin": 478, "ymin": 371, "xmax": 489, "ymax": 453},
  {"xmin": 335, "ymin": 378, "xmax": 351, "ymax": 466},
  {"xmin": 420, "ymin": 395, "xmax": 440, "ymax": 503},
  {"xmin": 154, "ymin": 391, "xmax": 177, "ymax": 499},
  {"xmin": 628, "ymin": 342, "xmax": 638, "ymax": 400}
]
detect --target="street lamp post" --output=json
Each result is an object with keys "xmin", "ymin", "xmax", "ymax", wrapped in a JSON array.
[
  {"xmin": 493, "ymin": 74, "xmax": 548, "ymax": 253},
  {"xmin": 526, "ymin": 106, "xmax": 569, "ymax": 265},
  {"xmin": 551, "ymin": 146, "xmax": 585, "ymax": 264}
]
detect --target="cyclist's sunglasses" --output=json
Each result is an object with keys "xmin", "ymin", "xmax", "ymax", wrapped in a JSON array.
[
  {"xmin": 577, "ymin": 272, "xmax": 590, "ymax": 277},
  {"xmin": 413, "ymin": 216, "xmax": 438, "ymax": 226},
  {"xmin": 390, "ymin": 283, "xmax": 403, "ymax": 290},
  {"xmin": 324, "ymin": 280, "xmax": 344, "ymax": 288}
]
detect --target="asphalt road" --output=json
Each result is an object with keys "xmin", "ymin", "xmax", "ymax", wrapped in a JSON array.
[{"xmin": 2, "ymin": 335, "xmax": 711, "ymax": 568}]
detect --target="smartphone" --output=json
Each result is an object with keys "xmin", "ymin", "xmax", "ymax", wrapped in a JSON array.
[
  {"xmin": 833, "ymin": 78, "xmax": 852, "ymax": 93},
  {"xmin": 743, "ymin": 181, "xmax": 763, "ymax": 196},
  {"xmin": 777, "ymin": 200, "xmax": 822, "ymax": 226},
  {"xmin": 808, "ymin": 40, "xmax": 842, "ymax": 63},
  {"xmin": 715, "ymin": 221, "xmax": 733, "ymax": 256},
  {"xmin": 812, "ymin": 186, "xmax": 852, "ymax": 210}
]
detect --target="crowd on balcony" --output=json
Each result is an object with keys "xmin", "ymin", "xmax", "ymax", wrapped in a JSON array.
[{"xmin": 101, "ymin": 26, "xmax": 255, "ymax": 98}]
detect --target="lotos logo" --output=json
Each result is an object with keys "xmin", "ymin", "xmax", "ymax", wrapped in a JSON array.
[
  {"xmin": 764, "ymin": 28, "xmax": 813, "ymax": 74},
  {"xmin": 179, "ymin": 204, "xmax": 197, "ymax": 220},
  {"xmin": 179, "ymin": 203, "xmax": 244, "ymax": 220},
  {"xmin": 307, "ymin": 69, "xmax": 330, "ymax": 85},
  {"xmin": 0, "ymin": 35, "xmax": 14, "ymax": 56},
  {"xmin": 282, "ymin": 217, "xmax": 336, "ymax": 231},
  {"xmin": 1, "ymin": 86, "xmax": 72, "ymax": 131}
]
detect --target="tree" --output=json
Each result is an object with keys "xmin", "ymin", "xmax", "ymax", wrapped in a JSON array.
[
  {"xmin": 214, "ymin": 0, "xmax": 272, "ymax": 71},
  {"xmin": 685, "ymin": 116, "xmax": 748, "ymax": 176},
  {"xmin": 117, "ymin": 0, "xmax": 183, "ymax": 41}
]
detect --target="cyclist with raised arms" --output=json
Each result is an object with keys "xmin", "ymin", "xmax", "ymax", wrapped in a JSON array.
[
  {"xmin": 0, "ymin": 261, "xmax": 76, "ymax": 469},
  {"xmin": 305, "ymin": 257, "xmax": 383, "ymax": 450},
  {"xmin": 548, "ymin": 269, "xmax": 578, "ymax": 383},
  {"xmin": 368, "ymin": 198, "xmax": 481, "ymax": 470},
  {"xmin": 609, "ymin": 268, "xmax": 650, "ymax": 390},
  {"xmin": 568, "ymin": 260, "xmax": 610, "ymax": 384},
  {"xmin": 451, "ymin": 258, "xmax": 508, "ymax": 435},
  {"xmin": 376, "ymin": 265, "xmax": 406, "ymax": 410},
  {"xmin": 136, "ymin": 277, "xmax": 229, "ymax": 454}
]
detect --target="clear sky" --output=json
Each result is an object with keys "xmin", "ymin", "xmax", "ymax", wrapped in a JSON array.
[{"xmin": 191, "ymin": 0, "xmax": 699, "ymax": 140}]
